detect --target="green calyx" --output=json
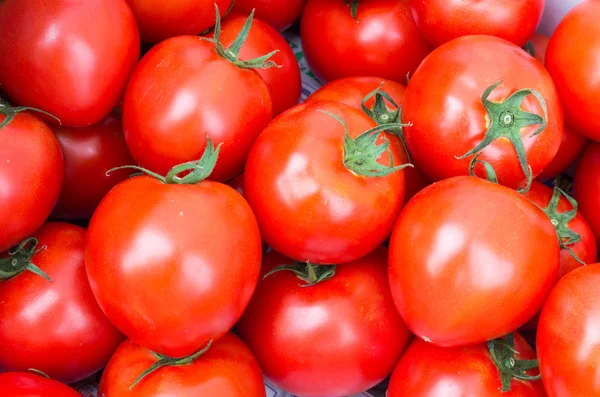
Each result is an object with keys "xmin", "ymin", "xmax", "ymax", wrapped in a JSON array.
[
  {"xmin": 27, "ymin": 369, "xmax": 50, "ymax": 379},
  {"xmin": 0, "ymin": 238, "xmax": 51, "ymax": 281},
  {"xmin": 130, "ymin": 340, "xmax": 213, "ymax": 390},
  {"xmin": 0, "ymin": 99, "xmax": 61, "ymax": 129},
  {"xmin": 346, "ymin": 0, "xmax": 359, "ymax": 20},
  {"xmin": 467, "ymin": 152, "xmax": 533, "ymax": 193},
  {"xmin": 264, "ymin": 261, "xmax": 336, "ymax": 287},
  {"xmin": 488, "ymin": 334, "xmax": 541, "ymax": 392},
  {"xmin": 523, "ymin": 41, "xmax": 535, "ymax": 57}
]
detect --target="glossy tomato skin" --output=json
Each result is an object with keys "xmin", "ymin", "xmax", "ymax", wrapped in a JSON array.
[
  {"xmin": 98, "ymin": 333, "xmax": 266, "ymax": 397},
  {"xmin": 537, "ymin": 264, "xmax": 600, "ymax": 397},
  {"xmin": 237, "ymin": 247, "xmax": 412, "ymax": 397},
  {"xmin": 233, "ymin": 0, "xmax": 306, "ymax": 31},
  {"xmin": 123, "ymin": 36, "xmax": 273, "ymax": 182},
  {"xmin": 85, "ymin": 176, "xmax": 262, "ymax": 358},
  {"xmin": 409, "ymin": 0, "xmax": 544, "ymax": 47},
  {"xmin": 0, "ymin": 0, "xmax": 139, "ymax": 127},
  {"xmin": 403, "ymin": 35, "xmax": 563, "ymax": 189},
  {"xmin": 301, "ymin": 0, "xmax": 431, "ymax": 83},
  {"xmin": 389, "ymin": 176, "xmax": 560, "ymax": 347},
  {"xmin": 546, "ymin": 1, "xmax": 600, "ymax": 141},
  {"xmin": 574, "ymin": 142, "xmax": 600, "ymax": 243},
  {"xmin": 244, "ymin": 101, "xmax": 405, "ymax": 264},
  {"xmin": 536, "ymin": 124, "xmax": 587, "ymax": 182},
  {"xmin": 216, "ymin": 13, "xmax": 301, "ymax": 116},
  {"xmin": 0, "ymin": 372, "xmax": 81, "ymax": 397},
  {"xmin": 0, "ymin": 112, "xmax": 64, "ymax": 253},
  {"xmin": 51, "ymin": 113, "xmax": 135, "ymax": 220},
  {"xmin": 388, "ymin": 333, "xmax": 545, "ymax": 397},
  {"xmin": 530, "ymin": 33, "xmax": 549, "ymax": 65}
]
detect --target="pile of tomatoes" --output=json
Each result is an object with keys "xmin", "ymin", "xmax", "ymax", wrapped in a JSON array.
[{"xmin": 1, "ymin": 1, "xmax": 600, "ymax": 396}]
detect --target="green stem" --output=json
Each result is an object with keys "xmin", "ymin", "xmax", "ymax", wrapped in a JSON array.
[
  {"xmin": 0, "ymin": 238, "xmax": 51, "ymax": 281},
  {"xmin": 488, "ymin": 334, "xmax": 542, "ymax": 392},
  {"xmin": 346, "ymin": 0, "xmax": 359, "ymax": 20},
  {"xmin": 264, "ymin": 261, "xmax": 336, "ymax": 287},
  {"xmin": 0, "ymin": 100, "xmax": 61, "ymax": 129}
]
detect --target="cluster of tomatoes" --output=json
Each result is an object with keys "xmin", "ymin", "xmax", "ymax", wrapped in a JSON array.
[{"xmin": 1, "ymin": 0, "xmax": 599, "ymax": 397}]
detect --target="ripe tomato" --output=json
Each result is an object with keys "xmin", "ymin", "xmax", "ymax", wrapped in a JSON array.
[
  {"xmin": 388, "ymin": 333, "xmax": 545, "ymax": 396},
  {"xmin": 233, "ymin": 0, "xmax": 306, "ymax": 31},
  {"xmin": 301, "ymin": 0, "xmax": 431, "ymax": 83},
  {"xmin": 403, "ymin": 35, "xmax": 563, "ymax": 189},
  {"xmin": 409, "ymin": 0, "xmax": 544, "ymax": 48},
  {"xmin": 51, "ymin": 112, "xmax": 135, "ymax": 220},
  {"xmin": 389, "ymin": 176, "xmax": 560, "ymax": 347},
  {"xmin": 0, "ymin": 107, "xmax": 64, "ymax": 253},
  {"xmin": 546, "ymin": 1, "xmax": 600, "ymax": 141},
  {"xmin": 0, "ymin": 372, "xmax": 81, "ymax": 397},
  {"xmin": 98, "ymin": 333, "xmax": 265, "ymax": 396},
  {"xmin": 536, "ymin": 124, "xmax": 587, "ymax": 182},
  {"xmin": 0, "ymin": 0, "xmax": 139, "ymax": 127},
  {"xmin": 244, "ymin": 101, "xmax": 405, "ymax": 264},
  {"xmin": 215, "ymin": 12, "xmax": 301, "ymax": 116},
  {"xmin": 237, "ymin": 247, "xmax": 412, "ymax": 397},
  {"xmin": 574, "ymin": 142, "xmax": 600, "ymax": 243},
  {"xmin": 529, "ymin": 33, "xmax": 549, "ymax": 65},
  {"xmin": 537, "ymin": 264, "xmax": 600, "ymax": 397}
]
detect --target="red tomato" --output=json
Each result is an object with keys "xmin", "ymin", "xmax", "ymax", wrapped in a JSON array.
[
  {"xmin": 537, "ymin": 264, "xmax": 600, "ymax": 397},
  {"xmin": 409, "ymin": 0, "xmax": 544, "ymax": 47},
  {"xmin": 233, "ymin": 0, "xmax": 306, "ymax": 31},
  {"xmin": 536, "ymin": 123, "xmax": 587, "ymax": 181},
  {"xmin": 237, "ymin": 247, "xmax": 412, "ymax": 397},
  {"xmin": 0, "ymin": 0, "xmax": 140, "ymax": 127},
  {"xmin": 215, "ymin": 13, "xmax": 301, "ymax": 116},
  {"xmin": 546, "ymin": 1, "xmax": 600, "ymax": 141},
  {"xmin": 388, "ymin": 333, "xmax": 545, "ymax": 396},
  {"xmin": 389, "ymin": 176, "xmax": 560, "ymax": 347},
  {"xmin": 574, "ymin": 142, "xmax": 600, "ymax": 243},
  {"xmin": 51, "ymin": 112, "xmax": 135, "ymax": 220},
  {"xmin": 244, "ymin": 101, "xmax": 405, "ymax": 264},
  {"xmin": 403, "ymin": 35, "xmax": 563, "ymax": 189},
  {"xmin": 0, "ymin": 108, "xmax": 64, "ymax": 253},
  {"xmin": 0, "ymin": 372, "xmax": 80, "ymax": 397},
  {"xmin": 301, "ymin": 0, "xmax": 431, "ymax": 83},
  {"xmin": 529, "ymin": 33, "xmax": 549, "ymax": 65},
  {"xmin": 98, "ymin": 333, "xmax": 265, "ymax": 396}
]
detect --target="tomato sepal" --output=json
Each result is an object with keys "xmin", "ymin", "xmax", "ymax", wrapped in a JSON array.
[
  {"xmin": 264, "ymin": 261, "xmax": 336, "ymax": 287},
  {"xmin": 488, "ymin": 333, "xmax": 541, "ymax": 392},
  {"xmin": 0, "ymin": 99, "xmax": 61, "ymax": 129},
  {"xmin": 468, "ymin": 152, "xmax": 533, "ymax": 193},
  {"xmin": 345, "ymin": 0, "xmax": 359, "ymax": 20},
  {"xmin": 0, "ymin": 237, "xmax": 51, "ymax": 281}
]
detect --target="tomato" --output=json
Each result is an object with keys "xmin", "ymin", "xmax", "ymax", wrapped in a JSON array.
[
  {"xmin": 537, "ymin": 264, "xmax": 600, "ymax": 397},
  {"xmin": 233, "ymin": 0, "xmax": 306, "ymax": 31},
  {"xmin": 574, "ymin": 142, "xmax": 600, "ymax": 243},
  {"xmin": 389, "ymin": 176, "xmax": 560, "ymax": 347},
  {"xmin": 0, "ymin": 107, "xmax": 64, "ymax": 253},
  {"xmin": 403, "ymin": 35, "xmax": 563, "ymax": 189},
  {"xmin": 536, "ymin": 123, "xmax": 587, "ymax": 182},
  {"xmin": 529, "ymin": 33, "xmax": 549, "ymax": 65},
  {"xmin": 0, "ymin": 372, "xmax": 80, "ymax": 397},
  {"xmin": 546, "ymin": 1, "xmax": 600, "ymax": 141},
  {"xmin": 98, "ymin": 333, "xmax": 265, "ymax": 396},
  {"xmin": 51, "ymin": 112, "xmax": 135, "ymax": 220},
  {"xmin": 409, "ymin": 0, "xmax": 544, "ymax": 48},
  {"xmin": 244, "ymin": 101, "xmax": 405, "ymax": 264},
  {"xmin": 237, "ymin": 247, "xmax": 411, "ymax": 397},
  {"xmin": 123, "ymin": 14, "xmax": 273, "ymax": 182},
  {"xmin": 0, "ymin": 0, "xmax": 139, "ymax": 127},
  {"xmin": 301, "ymin": 0, "xmax": 431, "ymax": 83},
  {"xmin": 214, "ymin": 12, "xmax": 301, "ymax": 116},
  {"xmin": 388, "ymin": 333, "xmax": 545, "ymax": 396}
]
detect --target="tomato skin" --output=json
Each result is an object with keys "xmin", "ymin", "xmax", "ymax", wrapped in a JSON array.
[
  {"xmin": 123, "ymin": 36, "xmax": 273, "ymax": 182},
  {"xmin": 51, "ymin": 113, "xmax": 135, "ymax": 220},
  {"xmin": 574, "ymin": 142, "xmax": 600, "ymax": 243},
  {"xmin": 409, "ymin": 0, "xmax": 544, "ymax": 48},
  {"xmin": 530, "ymin": 33, "xmax": 549, "ymax": 65},
  {"xmin": 536, "ymin": 124, "xmax": 587, "ymax": 182},
  {"xmin": 0, "ymin": 0, "xmax": 139, "ymax": 127},
  {"xmin": 537, "ymin": 264, "xmax": 600, "ymax": 397},
  {"xmin": 0, "ymin": 372, "xmax": 81, "ymax": 397},
  {"xmin": 85, "ymin": 176, "xmax": 262, "ymax": 358},
  {"xmin": 98, "ymin": 333, "xmax": 266, "ymax": 397},
  {"xmin": 389, "ymin": 176, "xmax": 560, "ymax": 347},
  {"xmin": 237, "ymin": 247, "xmax": 412, "ymax": 397},
  {"xmin": 244, "ymin": 101, "xmax": 404, "ymax": 264},
  {"xmin": 0, "ymin": 113, "xmax": 64, "ymax": 253},
  {"xmin": 403, "ymin": 35, "xmax": 563, "ymax": 189},
  {"xmin": 216, "ymin": 13, "xmax": 301, "ymax": 116},
  {"xmin": 301, "ymin": 0, "xmax": 431, "ymax": 83},
  {"xmin": 232, "ymin": 0, "xmax": 306, "ymax": 31}
]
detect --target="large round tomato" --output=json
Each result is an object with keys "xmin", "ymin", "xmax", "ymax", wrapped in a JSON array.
[
  {"xmin": 0, "ymin": 0, "xmax": 139, "ymax": 127},
  {"xmin": 301, "ymin": 0, "xmax": 431, "ymax": 83},
  {"xmin": 233, "ymin": 0, "xmax": 306, "ymax": 31},
  {"xmin": 0, "ymin": 108, "xmax": 64, "ymax": 253},
  {"xmin": 51, "ymin": 112, "xmax": 135, "ymax": 220},
  {"xmin": 0, "ymin": 372, "xmax": 81, "ymax": 397},
  {"xmin": 389, "ymin": 176, "xmax": 560, "ymax": 347},
  {"xmin": 546, "ymin": 1, "xmax": 600, "ymax": 141},
  {"xmin": 388, "ymin": 333, "xmax": 545, "ymax": 396},
  {"xmin": 537, "ymin": 264, "xmax": 600, "ymax": 397},
  {"xmin": 403, "ymin": 35, "xmax": 563, "ymax": 189},
  {"xmin": 244, "ymin": 101, "xmax": 405, "ymax": 264},
  {"xmin": 98, "ymin": 333, "xmax": 265, "ymax": 396},
  {"xmin": 574, "ymin": 142, "xmax": 600, "ymax": 243},
  {"xmin": 536, "ymin": 123, "xmax": 587, "ymax": 182},
  {"xmin": 237, "ymin": 247, "xmax": 411, "ymax": 397},
  {"xmin": 409, "ymin": 0, "xmax": 544, "ymax": 47}
]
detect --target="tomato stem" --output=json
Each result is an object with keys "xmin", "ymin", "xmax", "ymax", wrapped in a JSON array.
[
  {"xmin": 0, "ymin": 238, "xmax": 51, "ymax": 281},
  {"xmin": 0, "ymin": 99, "xmax": 61, "ymax": 129},
  {"xmin": 264, "ymin": 261, "xmax": 336, "ymax": 287},
  {"xmin": 345, "ymin": 0, "xmax": 359, "ymax": 20},
  {"xmin": 487, "ymin": 334, "xmax": 541, "ymax": 392},
  {"xmin": 523, "ymin": 41, "xmax": 535, "ymax": 57}
]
